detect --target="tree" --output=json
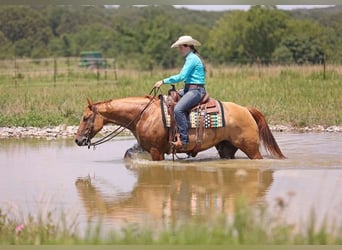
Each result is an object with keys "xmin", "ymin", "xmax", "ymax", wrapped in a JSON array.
[
  {"xmin": 207, "ymin": 6, "xmax": 289, "ymax": 65},
  {"xmin": 0, "ymin": 5, "xmax": 341, "ymax": 64},
  {"xmin": 207, "ymin": 10, "xmax": 249, "ymax": 64},
  {"xmin": 318, "ymin": 12, "xmax": 342, "ymax": 63},
  {"xmin": 0, "ymin": 31, "xmax": 13, "ymax": 59},
  {"xmin": 141, "ymin": 14, "xmax": 183, "ymax": 69},
  {"xmin": 243, "ymin": 6, "xmax": 289, "ymax": 64},
  {"xmin": 0, "ymin": 6, "xmax": 52, "ymax": 57},
  {"xmin": 71, "ymin": 23, "xmax": 114, "ymax": 53},
  {"xmin": 279, "ymin": 19, "xmax": 327, "ymax": 64},
  {"xmin": 272, "ymin": 45, "xmax": 295, "ymax": 64}
]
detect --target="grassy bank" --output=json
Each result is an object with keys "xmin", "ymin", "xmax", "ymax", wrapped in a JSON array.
[
  {"xmin": 1, "ymin": 197, "xmax": 341, "ymax": 245},
  {"xmin": 0, "ymin": 64, "xmax": 341, "ymax": 127}
]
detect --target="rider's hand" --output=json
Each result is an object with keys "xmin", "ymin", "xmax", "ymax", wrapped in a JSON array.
[{"xmin": 154, "ymin": 80, "xmax": 163, "ymax": 88}]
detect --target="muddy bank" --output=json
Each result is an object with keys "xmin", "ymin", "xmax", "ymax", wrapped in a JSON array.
[{"xmin": 0, "ymin": 124, "xmax": 341, "ymax": 139}]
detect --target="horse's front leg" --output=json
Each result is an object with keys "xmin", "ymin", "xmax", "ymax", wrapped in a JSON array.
[{"xmin": 150, "ymin": 147, "xmax": 165, "ymax": 161}]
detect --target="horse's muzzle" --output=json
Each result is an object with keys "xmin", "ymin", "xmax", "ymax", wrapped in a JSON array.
[{"xmin": 75, "ymin": 136, "xmax": 89, "ymax": 146}]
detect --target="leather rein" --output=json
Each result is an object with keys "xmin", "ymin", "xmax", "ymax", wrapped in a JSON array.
[{"xmin": 86, "ymin": 87, "xmax": 160, "ymax": 149}]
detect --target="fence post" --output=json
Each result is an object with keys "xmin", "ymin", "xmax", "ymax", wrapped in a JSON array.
[
  {"xmin": 323, "ymin": 52, "xmax": 326, "ymax": 80},
  {"xmin": 96, "ymin": 61, "xmax": 100, "ymax": 81},
  {"xmin": 104, "ymin": 58, "xmax": 107, "ymax": 81},
  {"xmin": 149, "ymin": 60, "xmax": 153, "ymax": 77},
  {"xmin": 53, "ymin": 57, "xmax": 57, "ymax": 86},
  {"xmin": 66, "ymin": 57, "xmax": 70, "ymax": 83},
  {"xmin": 13, "ymin": 56, "xmax": 17, "ymax": 86},
  {"xmin": 257, "ymin": 56, "xmax": 262, "ymax": 78},
  {"xmin": 113, "ymin": 59, "xmax": 117, "ymax": 81}
]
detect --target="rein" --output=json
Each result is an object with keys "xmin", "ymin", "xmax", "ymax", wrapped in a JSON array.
[{"xmin": 87, "ymin": 87, "xmax": 160, "ymax": 149}]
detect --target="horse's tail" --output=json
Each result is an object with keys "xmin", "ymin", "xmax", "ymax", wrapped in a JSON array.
[{"xmin": 247, "ymin": 107, "xmax": 285, "ymax": 159}]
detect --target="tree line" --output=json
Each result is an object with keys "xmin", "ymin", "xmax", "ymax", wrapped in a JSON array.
[{"xmin": 0, "ymin": 5, "xmax": 341, "ymax": 69}]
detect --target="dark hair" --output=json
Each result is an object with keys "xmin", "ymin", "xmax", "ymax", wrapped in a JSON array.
[{"xmin": 189, "ymin": 45, "xmax": 206, "ymax": 72}]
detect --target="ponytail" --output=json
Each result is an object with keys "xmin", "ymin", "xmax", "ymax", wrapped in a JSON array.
[{"xmin": 189, "ymin": 45, "xmax": 206, "ymax": 72}]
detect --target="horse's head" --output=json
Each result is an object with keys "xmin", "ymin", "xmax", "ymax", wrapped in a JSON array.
[{"xmin": 75, "ymin": 98, "xmax": 104, "ymax": 147}]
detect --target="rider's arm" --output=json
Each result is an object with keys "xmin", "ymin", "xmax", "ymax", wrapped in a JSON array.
[{"xmin": 162, "ymin": 54, "xmax": 196, "ymax": 84}]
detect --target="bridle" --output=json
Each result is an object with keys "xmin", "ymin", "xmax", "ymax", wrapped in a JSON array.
[
  {"xmin": 84, "ymin": 105, "xmax": 97, "ymax": 147},
  {"xmin": 84, "ymin": 87, "xmax": 160, "ymax": 149}
]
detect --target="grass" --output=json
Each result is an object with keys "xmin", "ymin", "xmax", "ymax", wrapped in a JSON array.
[
  {"xmin": 0, "ymin": 61, "xmax": 341, "ymax": 127},
  {"xmin": 0, "ymin": 197, "xmax": 341, "ymax": 245},
  {"xmin": 1, "ymin": 61, "xmax": 340, "ymax": 245}
]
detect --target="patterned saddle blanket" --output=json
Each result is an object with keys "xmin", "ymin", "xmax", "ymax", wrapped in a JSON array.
[{"xmin": 160, "ymin": 95, "xmax": 225, "ymax": 129}]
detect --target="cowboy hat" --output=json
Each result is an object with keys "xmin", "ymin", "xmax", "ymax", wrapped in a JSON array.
[{"xmin": 170, "ymin": 35, "xmax": 201, "ymax": 48}]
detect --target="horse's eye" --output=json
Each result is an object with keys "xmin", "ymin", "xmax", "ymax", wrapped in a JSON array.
[{"xmin": 83, "ymin": 116, "xmax": 89, "ymax": 122}]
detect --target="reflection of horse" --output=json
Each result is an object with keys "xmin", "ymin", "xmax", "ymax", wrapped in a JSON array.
[
  {"xmin": 75, "ymin": 165, "xmax": 274, "ymax": 225},
  {"xmin": 75, "ymin": 96, "xmax": 285, "ymax": 161}
]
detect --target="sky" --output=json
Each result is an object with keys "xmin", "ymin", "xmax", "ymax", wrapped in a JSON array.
[{"xmin": 173, "ymin": 5, "xmax": 335, "ymax": 11}]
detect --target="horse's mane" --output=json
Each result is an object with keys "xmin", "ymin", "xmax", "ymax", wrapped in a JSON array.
[
  {"xmin": 91, "ymin": 95, "xmax": 158, "ymax": 106},
  {"xmin": 92, "ymin": 99, "xmax": 113, "ymax": 106},
  {"xmin": 87, "ymin": 95, "xmax": 159, "ymax": 110},
  {"xmin": 145, "ymin": 95, "xmax": 159, "ymax": 100}
]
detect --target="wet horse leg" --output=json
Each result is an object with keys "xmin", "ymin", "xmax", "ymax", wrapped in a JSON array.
[
  {"xmin": 215, "ymin": 141, "xmax": 238, "ymax": 159},
  {"xmin": 150, "ymin": 147, "xmax": 165, "ymax": 161},
  {"xmin": 236, "ymin": 138, "xmax": 263, "ymax": 160}
]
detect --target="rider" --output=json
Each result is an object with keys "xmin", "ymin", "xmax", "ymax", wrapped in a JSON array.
[{"xmin": 154, "ymin": 35, "xmax": 207, "ymax": 149}]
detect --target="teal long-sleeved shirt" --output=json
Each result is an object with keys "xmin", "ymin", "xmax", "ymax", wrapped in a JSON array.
[{"xmin": 163, "ymin": 51, "xmax": 206, "ymax": 85}]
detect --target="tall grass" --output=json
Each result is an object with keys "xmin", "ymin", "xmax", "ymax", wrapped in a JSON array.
[
  {"xmin": 0, "ymin": 64, "xmax": 341, "ymax": 127},
  {"xmin": 1, "ymin": 197, "xmax": 341, "ymax": 245}
]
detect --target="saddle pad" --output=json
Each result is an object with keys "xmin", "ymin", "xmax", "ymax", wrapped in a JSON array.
[{"xmin": 160, "ymin": 95, "xmax": 225, "ymax": 129}]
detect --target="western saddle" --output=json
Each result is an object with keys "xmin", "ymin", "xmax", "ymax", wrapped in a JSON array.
[{"xmin": 166, "ymin": 85, "xmax": 219, "ymax": 157}]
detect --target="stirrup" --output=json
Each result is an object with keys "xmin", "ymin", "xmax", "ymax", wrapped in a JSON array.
[
  {"xmin": 171, "ymin": 140, "xmax": 182, "ymax": 149},
  {"xmin": 170, "ymin": 134, "xmax": 188, "ymax": 150},
  {"xmin": 171, "ymin": 134, "xmax": 182, "ymax": 149}
]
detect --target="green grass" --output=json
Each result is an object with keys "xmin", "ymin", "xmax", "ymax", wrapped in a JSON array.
[
  {"xmin": 1, "ymin": 197, "xmax": 341, "ymax": 245},
  {"xmin": 0, "ymin": 63, "xmax": 341, "ymax": 127}
]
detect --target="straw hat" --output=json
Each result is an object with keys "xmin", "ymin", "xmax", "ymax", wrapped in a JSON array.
[{"xmin": 170, "ymin": 35, "xmax": 201, "ymax": 48}]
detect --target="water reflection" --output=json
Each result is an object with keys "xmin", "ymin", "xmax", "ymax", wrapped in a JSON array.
[
  {"xmin": 1, "ymin": 133, "xmax": 341, "ymax": 231},
  {"xmin": 75, "ymin": 164, "xmax": 273, "ymax": 226}
]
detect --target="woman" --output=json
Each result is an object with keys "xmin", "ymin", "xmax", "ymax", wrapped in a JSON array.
[{"xmin": 154, "ymin": 35, "xmax": 206, "ymax": 149}]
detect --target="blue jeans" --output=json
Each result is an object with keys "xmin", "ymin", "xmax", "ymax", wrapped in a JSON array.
[{"xmin": 174, "ymin": 86, "xmax": 206, "ymax": 144}]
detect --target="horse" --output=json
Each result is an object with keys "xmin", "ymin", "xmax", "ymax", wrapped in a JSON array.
[{"xmin": 75, "ymin": 95, "xmax": 285, "ymax": 161}]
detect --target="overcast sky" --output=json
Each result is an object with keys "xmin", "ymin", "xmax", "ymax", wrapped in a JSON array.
[{"xmin": 174, "ymin": 5, "xmax": 335, "ymax": 11}]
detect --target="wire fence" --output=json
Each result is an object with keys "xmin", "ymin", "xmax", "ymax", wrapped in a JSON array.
[
  {"xmin": 0, "ymin": 57, "xmax": 119, "ymax": 85},
  {"xmin": 0, "ymin": 57, "xmax": 340, "ymax": 85}
]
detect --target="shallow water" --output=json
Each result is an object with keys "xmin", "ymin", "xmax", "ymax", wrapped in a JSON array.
[{"xmin": 0, "ymin": 133, "xmax": 341, "ymax": 232}]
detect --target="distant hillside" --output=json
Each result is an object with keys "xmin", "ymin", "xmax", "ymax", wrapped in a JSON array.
[{"xmin": 288, "ymin": 5, "xmax": 342, "ymax": 18}]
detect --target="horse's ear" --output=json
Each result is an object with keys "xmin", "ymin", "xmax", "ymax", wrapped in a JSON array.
[{"xmin": 87, "ymin": 97, "xmax": 93, "ymax": 107}]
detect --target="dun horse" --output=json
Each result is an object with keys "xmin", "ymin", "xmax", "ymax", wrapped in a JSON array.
[{"xmin": 75, "ymin": 95, "xmax": 285, "ymax": 161}]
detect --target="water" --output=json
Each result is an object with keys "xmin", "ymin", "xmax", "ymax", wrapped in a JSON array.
[{"xmin": 0, "ymin": 133, "xmax": 341, "ymax": 232}]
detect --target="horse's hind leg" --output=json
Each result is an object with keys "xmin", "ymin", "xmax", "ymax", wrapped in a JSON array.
[
  {"xmin": 215, "ymin": 141, "xmax": 238, "ymax": 159},
  {"xmin": 237, "ymin": 139, "xmax": 263, "ymax": 160}
]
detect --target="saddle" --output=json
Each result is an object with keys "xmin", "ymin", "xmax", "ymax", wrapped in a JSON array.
[
  {"xmin": 167, "ymin": 85, "xmax": 219, "ymax": 113},
  {"xmin": 160, "ymin": 85, "xmax": 225, "ymax": 156}
]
